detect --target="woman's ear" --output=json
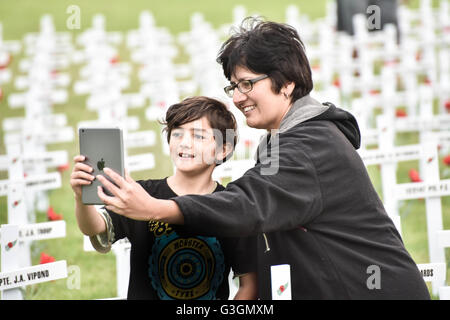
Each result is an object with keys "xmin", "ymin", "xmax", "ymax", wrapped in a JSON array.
[{"xmin": 283, "ymin": 82, "xmax": 295, "ymax": 97}]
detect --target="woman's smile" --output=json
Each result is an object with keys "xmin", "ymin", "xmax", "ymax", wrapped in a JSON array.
[{"xmin": 242, "ymin": 105, "xmax": 256, "ymax": 115}]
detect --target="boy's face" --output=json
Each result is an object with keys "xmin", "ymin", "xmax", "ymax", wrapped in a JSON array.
[{"xmin": 169, "ymin": 116, "xmax": 223, "ymax": 174}]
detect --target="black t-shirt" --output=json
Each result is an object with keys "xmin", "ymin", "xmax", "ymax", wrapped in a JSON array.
[{"xmin": 107, "ymin": 178, "xmax": 255, "ymax": 300}]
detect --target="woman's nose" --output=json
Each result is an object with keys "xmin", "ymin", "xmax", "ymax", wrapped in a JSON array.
[{"xmin": 232, "ymin": 88, "xmax": 247, "ymax": 105}]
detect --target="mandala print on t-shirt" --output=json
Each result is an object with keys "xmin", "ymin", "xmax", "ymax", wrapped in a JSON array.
[{"xmin": 148, "ymin": 232, "xmax": 225, "ymax": 300}]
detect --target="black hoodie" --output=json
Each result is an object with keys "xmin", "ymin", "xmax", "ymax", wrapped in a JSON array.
[{"xmin": 172, "ymin": 95, "xmax": 430, "ymax": 300}]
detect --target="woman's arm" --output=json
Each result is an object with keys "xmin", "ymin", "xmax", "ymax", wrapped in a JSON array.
[
  {"xmin": 96, "ymin": 168, "xmax": 184, "ymax": 224},
  {"xmin": 96, "ymin": 129, "xmax": 323, "ymax": 237}
]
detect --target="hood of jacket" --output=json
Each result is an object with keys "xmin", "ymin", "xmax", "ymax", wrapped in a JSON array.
[{"xmin": 279, "ymin": 94, "xmax": 361, "ymax": 149}]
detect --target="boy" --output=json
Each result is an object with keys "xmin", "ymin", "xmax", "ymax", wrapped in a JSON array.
[{"xmin": 70, "ymin": 96, "xmax": 257, "ymax": 300}]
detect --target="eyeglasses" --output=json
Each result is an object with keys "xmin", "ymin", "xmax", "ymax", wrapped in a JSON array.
[{"xmin": 224, "ymin": 74, "xmax": 269, "ymax": 98}]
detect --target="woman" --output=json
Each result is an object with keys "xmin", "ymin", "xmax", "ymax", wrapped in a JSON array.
[{"xmin": 97, "ymin": 18, "xmax": 430, "ymax": 300}]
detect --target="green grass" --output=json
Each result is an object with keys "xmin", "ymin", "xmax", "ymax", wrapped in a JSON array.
[
  {"xmin": 0, "ymin": 0, "xmax": 448, "ymax": 300},
  {"xmin": 0, "ymin": 0, "xmax": 327, "ymax": 40}
]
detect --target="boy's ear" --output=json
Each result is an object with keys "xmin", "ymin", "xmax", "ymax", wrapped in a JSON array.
[{"xmin": 216, "ymin": 142, "xmax": 234, "ymax": 163}]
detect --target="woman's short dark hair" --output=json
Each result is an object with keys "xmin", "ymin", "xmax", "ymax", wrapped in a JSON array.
[
  {"xmin": 217, "ymin": 17, "xmax": 313, "ymax": 102},
  {"xmin": 160, "ymin": 96, "xmax": 237, "ymax": 164}
]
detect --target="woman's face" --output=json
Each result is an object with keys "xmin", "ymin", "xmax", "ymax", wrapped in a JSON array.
[
  {"xmin": 230, "ymin": 66, "xmax": 292, "ymax": 130},
  {"xmin": 169, "ymin": 116, "xmax": 222, "ymax": 174}
]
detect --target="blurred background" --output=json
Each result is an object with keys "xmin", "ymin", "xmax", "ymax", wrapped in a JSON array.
[{"xmin": 0, "ymin": 0, "xmax": 449, "ymax": 299}]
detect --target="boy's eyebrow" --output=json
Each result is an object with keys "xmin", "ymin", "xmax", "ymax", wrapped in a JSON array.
[{"xmin": 172, "ymin": 127, "xmax": 209, "ymax": 133}]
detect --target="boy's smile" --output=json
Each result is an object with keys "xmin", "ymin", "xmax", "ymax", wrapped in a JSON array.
[
  {"xmin": 169, "ymin": 117, "xmax": 218, "ymax": 171},
  {"xmin": 178, "ymin": 152, "xmax": 196, "ymax": 159}
]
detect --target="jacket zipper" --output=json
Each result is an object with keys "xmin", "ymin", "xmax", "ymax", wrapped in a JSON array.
[
  {"xmin": 261, "ymin": 227, "xmax": 307, "ymax": 254},
  {"xmin": 262, "ymin": 233, "xmax": 271, "ymax": 253}
]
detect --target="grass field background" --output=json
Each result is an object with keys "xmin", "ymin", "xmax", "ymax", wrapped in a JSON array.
[{"xmin": 0, "ymin": 0, "xmax": 449, "ymax": 300}]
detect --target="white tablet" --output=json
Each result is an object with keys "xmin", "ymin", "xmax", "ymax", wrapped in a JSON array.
[{"xmin": 79, "ymin": 127, "xmax": 125, "ymax": 205}]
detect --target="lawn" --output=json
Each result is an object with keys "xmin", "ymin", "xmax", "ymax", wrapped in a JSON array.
[{"xmin": 0, "ymin": 0, "xmax": 448, "ymax": 300}]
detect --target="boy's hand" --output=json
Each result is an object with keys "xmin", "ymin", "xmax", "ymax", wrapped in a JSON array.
[
  {"xmin": 70, "ymin": 155, "xmax": 95, "ymax": 199},
  {"xmin": 96, "ymin": 168, "xmax": 153, "ymax": 221}
]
